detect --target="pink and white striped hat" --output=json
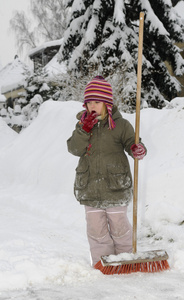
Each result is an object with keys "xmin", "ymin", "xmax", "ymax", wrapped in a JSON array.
[{"xmin": 83, "ymin": 75, "xmax": 116, "ymax": 129}]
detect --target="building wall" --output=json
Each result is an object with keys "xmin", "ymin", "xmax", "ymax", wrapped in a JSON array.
[
  {"xmin": 165, "ymin": 42, "xmax": 184, "ymax": 97},
  {"xmin": 3, "ymin": 87, "xmax": 25, "ymax": 102}
]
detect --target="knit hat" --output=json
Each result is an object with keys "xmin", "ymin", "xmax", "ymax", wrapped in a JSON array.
[{"xmin": 83, "ymin": 75, "xmax": 116, "ymax": 129}]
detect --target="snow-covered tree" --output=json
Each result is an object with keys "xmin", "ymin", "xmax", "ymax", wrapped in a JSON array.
[
  {"xmin": 58, "ymin": 0, "xmax": 184, "ymax": 109},
  {"xmin": 24, "ymin": 66, "xmax": 62, "ymax": 103},
  {"xmin": 21, "ymin": 94, "xmax": 43, "ymax": 128},
  {"xmin": 3, "ymin": 94, "xmax": 44, "ymax": 132}
]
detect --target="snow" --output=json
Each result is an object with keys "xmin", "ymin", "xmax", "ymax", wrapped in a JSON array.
[
  {"xmin": 71, "ymin": 0, "xmax": 85, "ymax": 14},
  {"xmin": 113, "ymin": 0, "xmax": 125, "ymax": 25},
  {"xmin": 0, "ymin": 94, "xmax": 6, "ymax": 105},
  {"xmin": 0, "ymin": 98, "xmax": 184, "ymax": 299},
  {"xmin": 141, "ymin": 0, "xmax": 169, "ymax": 36},
  {"xmin": 102, "ymin": 250, "xmax": 168, "ymax": 266},
  {"xmin": 0, "ymin": 57, "xmax": 31, "ymax": 94},
  {"xmin": 44, "ymin": 54, "xmax": 67, "ymax": 76},
  {"xmin": 0, "ymin": 116, "xmax": 17, "ymax": 148},
  {"xmin": 28, "ymin": 39, "xmax": 64, "ymax": 57},
  {"xmin": 174, "ymin": 0, "xmax": 184, "ymax": 18}
]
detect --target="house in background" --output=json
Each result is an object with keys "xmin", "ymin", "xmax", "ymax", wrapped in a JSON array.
[
  {"xmin": 0, "ymin": 39, "xmax": 64, "ymax": 109},
  {"xmin": 0, "ymin": 56, "xmax": 31, "ymax": 110},
  {"xmin": 0, "ymin": 39, "xmax": 64, "ymax": 119},
  {"xmin": 0, "ymin": 56, "xmax": 32, "ymax": 132},
  {"xmin": 29, "ymin": 39, "xmax": 63, "ymax": 71}
]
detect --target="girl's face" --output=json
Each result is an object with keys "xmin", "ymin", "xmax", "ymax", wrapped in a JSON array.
[{"xmin": 86, "ymin": 101, "xmax": 104, "ymax": 115}]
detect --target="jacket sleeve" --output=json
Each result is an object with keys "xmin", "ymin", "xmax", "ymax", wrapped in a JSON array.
[
  {"xmin": 120, "ymin": 119, "xmax": 147, "ymax": 158},
  {"xmin": 67, "ymin": 121, "xmax": 90, "ymax": 157}
]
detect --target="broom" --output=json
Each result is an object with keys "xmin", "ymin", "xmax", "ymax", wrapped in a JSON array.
[{"xmin": 94, "ymin": 12, "xmax": 170, "ymax": 275}]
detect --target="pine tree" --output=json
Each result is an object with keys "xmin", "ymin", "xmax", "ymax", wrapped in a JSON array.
[{"xmin": 58, "ymin": 0, "xmax": 184, "ymax": 110}]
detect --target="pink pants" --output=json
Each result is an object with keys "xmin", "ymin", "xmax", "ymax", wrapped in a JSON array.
[{"xmin": 85, "ymin": 205, "xmax": 132, "ymax": 266}]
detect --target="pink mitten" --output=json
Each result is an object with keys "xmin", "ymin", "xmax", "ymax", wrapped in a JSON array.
[{"xmin": 130, "ymin": 143, "xmax": 146, "ymax": 159}]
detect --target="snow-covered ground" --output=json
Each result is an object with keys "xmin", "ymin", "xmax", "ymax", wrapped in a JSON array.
[{"xmin": 0, "ymin": 99, "xmax": 184, "ymax": 299}]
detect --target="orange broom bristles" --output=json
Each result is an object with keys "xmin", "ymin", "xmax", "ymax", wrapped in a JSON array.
[{"xmin": 94, "ymin": 259, "xmax": 170, "ymax": 275}]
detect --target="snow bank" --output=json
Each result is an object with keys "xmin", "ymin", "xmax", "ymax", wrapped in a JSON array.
[
  {"xmin": 0, "ymin": 100, "xmax": 80, "ymax": 194},
  {"xmin": 0, "ymin": 100, "xmax": 184, "ymax": 295},
  {"xmin": 0, "ymin": 117, "xmax": 17, "ymax": 149}
]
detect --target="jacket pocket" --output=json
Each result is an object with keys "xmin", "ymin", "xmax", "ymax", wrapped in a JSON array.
[
  {"xmin": 107, "ymin": 165, "xmax": 132, "ymax": 191},
  {"xmin": 75, "ymin": 159, "xmax": 89, "ymax": 190}
]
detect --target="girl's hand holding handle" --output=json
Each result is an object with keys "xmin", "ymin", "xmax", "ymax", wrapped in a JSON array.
[{"xmin": 130, "ymin": 143, "xmax": 146, "ymax": 160}]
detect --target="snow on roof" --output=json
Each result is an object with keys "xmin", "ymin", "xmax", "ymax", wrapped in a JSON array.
[
  {"xmin": 0, "ymin": 57, "xmax": 31, "ymax": 94},
  {"xmin": 29, "ymin": 38, "xmax": 63, "ymax": 57}
]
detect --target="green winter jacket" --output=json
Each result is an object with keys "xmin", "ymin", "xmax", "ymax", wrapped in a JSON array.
[{"xmin": 67, "ymin": 106, "xmax": 144, "ymax": 208}]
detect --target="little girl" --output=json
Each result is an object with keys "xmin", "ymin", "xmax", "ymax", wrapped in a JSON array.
[{"xmin": 67, "ymin": 76, "xmax": 146, "ymax": 269}]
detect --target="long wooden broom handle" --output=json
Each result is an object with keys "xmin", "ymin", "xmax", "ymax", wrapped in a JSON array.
[{"xmin": 132, "ymin": 12, "xmax": 144, "ymax": 254}]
